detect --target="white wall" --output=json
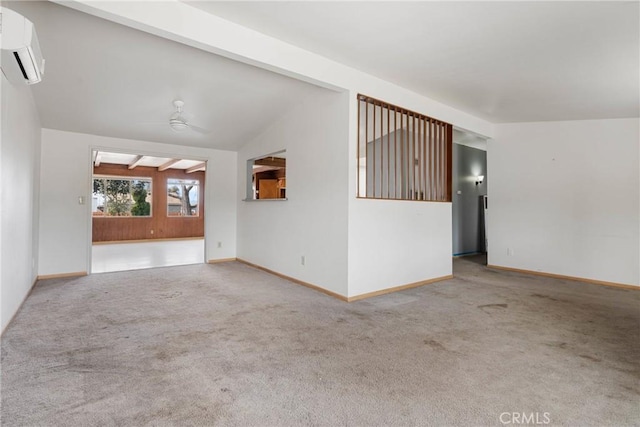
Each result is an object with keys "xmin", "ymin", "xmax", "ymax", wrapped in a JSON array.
[
  {"xmin": 488, "ymin": 118, "xmax": 640, "ymax": 286},
  {"xmin": 237, "ymin": 90, "xmax": 350, "ymax": 296},
  {"xmin": 58, "ymin": 0, "xmax": 492, "ymax": 299},
  {"xmin": 1, "ymin": 74, "xmax": 42, "ymax": 333},
  {"xmin": 347, "ymin": 93, "xmax": 453, "ymax": 297},
  {"xmin": 348, "ymin": 200, "xmax": 452, "ymax": 297},
  {"xmin": 39, "ymin": 129, "xmax": 237, "ymax": 276}
]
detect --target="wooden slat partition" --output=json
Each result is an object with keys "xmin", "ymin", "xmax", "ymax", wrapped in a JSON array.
[
  {"xmin": 357, "ymin": 94, "xmax": 452, "ymax": 202},
  {"xmin": 386, "ymin": 107, "xmax": 390, "ymax": 199}
]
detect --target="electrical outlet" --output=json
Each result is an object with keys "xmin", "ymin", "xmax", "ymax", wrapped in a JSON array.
[
  {"xmin": 217, "ymin": 241, "xmax": 222, "ymax": 248},
  {"xmin": 301, "ymin": 255, "xmax": 305, "ymax": 266},
  {"xmin": 507, "ymin": 248, "xmax": 514, "ymax": 256}
]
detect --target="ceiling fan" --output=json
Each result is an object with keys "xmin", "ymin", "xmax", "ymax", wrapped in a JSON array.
[{"xmin": 145, "ymin": 100, "xmax": 211, "ymax": 134}]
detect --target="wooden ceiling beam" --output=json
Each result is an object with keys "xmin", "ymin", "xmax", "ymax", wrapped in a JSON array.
[
  {"xmin": 254, "ymin": 157, "xmax": 286, "ymax": 168},
  {"xmin": 158, "ymin": 158, "xmax": 180, "ymax": 171},
  {"xmin": 252, "ymin": 165, "xmax": 281, "ymax": 175},
  {"xmin": 128, "ymin": 155, "xmax": 145, "ymax": 170},
  {"xmin": 186, "ymin": 162, "xmax": 206, "ymax": 173}
]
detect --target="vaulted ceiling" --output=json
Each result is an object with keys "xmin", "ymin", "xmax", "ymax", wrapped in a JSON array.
[
  {"xmin": 6, "ymin": 1, "xmax": 329, "ymax": 151},
  {"xmin": 187, "ymin": 1, "xmax": 639, "ymax": 123},
  {"xmin": 6, "ymin": 0, "xmax": 637, "ymax": 152}
]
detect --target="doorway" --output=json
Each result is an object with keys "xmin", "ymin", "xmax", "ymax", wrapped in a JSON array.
[
  {"xmin": 90, "ymin": 150, "xmax": 206, "ymax": 273},
  {"xmin": 451, "ymin": 129, "xmax": 488, "ymax": 263}
]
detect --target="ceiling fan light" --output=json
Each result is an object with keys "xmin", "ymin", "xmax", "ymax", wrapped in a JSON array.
[{"xmin": 169, "ymin": 117, "xmax": 189, "ymax": 132}]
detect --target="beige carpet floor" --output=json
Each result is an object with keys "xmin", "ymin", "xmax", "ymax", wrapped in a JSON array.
[{"xmin": 1, "ymin": 256, "xmax": 638, "ymax": 426}]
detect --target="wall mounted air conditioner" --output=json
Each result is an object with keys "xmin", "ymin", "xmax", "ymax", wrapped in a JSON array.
[{"xmin": 0, "ymin": 7, "xmax": 45, "ymax": 85}]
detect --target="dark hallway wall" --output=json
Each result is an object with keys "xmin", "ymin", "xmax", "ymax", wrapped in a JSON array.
[{"xmin": 452, "ymin": 144, "xmax": 487, "ymax": 255}]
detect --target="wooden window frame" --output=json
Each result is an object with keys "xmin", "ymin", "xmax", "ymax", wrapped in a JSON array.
[{"xmin": 167, "ymin": 178, "xmax": 201, "ymax": 217}]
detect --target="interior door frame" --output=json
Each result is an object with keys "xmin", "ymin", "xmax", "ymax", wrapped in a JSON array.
[{"xmin": 86, "ymin": 145, "xmax": 209, "ymax": 274}]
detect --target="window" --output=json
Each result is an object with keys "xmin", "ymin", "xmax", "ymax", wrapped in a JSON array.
[
  {"xmin": 167, "ymin": 179, "xmax": 200, "ymax": 216},
  {"xmin": 358, "ymin": 94, "xmax": 453, "ymax": 202},
  {"xmin": 246, "ymin": 151, "xmax": 286, "ymax": 200},
  {"xmin": 92, "ymin": 176, "xmax": 152, "ymax": 217}
]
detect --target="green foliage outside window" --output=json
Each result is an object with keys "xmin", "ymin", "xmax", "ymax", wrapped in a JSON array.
[
  {"xmin": 131, "ymin": 181, "xmax": 151, "ymax": 216},
  {"xmin": 93, "ymin": 177, "xmax": 152, "ymax": 217}
]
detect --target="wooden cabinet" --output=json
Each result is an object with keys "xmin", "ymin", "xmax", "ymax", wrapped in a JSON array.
[
  {"xmin": 256, "ymin": 178, "xmax": 286, "ymax": 199},
  {"xmin": 277, "ymin": 178, "xmax": 286, "ymax": 199},
  {"xmin": 258, "ymin": 179, "xmax": 279, "ymax": 199}
]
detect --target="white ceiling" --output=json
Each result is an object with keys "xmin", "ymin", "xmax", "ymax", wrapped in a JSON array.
[
  {"xmin": 186, "ymin": 1, "xmax": 639, "ymax": 123},
  {"xmin": 453, "ymin": 129, "xmax": 487, "ymax": 152},
  {"xmin": 94, "ymin": 152, "xmax": 205, "ymax": 171},
  {"xmin": 6, "ymin": 1, "xmax": 328, "ymax": 150}
]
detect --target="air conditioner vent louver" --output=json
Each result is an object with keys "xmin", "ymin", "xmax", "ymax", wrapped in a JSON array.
[{"xmin": 13, "ymin": 51, "xmax": 28, "ymax": 80}]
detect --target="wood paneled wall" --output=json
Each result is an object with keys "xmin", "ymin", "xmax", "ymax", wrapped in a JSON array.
[{"xmin": 92, "ymin": 164, "xmax": 205, "ymax": 242}]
